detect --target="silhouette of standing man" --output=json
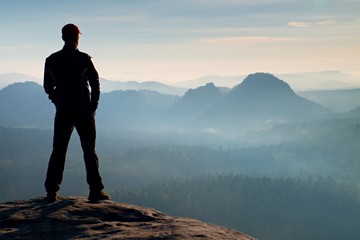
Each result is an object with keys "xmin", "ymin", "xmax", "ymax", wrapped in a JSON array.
[{"xmin": 44, "ymin": 23, "xmax": 110, "ymax": 202}]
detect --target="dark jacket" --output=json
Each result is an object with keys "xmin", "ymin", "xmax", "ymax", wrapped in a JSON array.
[{"xmin": 44, "ymin": 45, "xmax": 100, "ymax": 111}]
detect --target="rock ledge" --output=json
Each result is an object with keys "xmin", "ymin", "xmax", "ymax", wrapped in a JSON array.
[{"xmin": 0, "ymin": 196, "xmax": 255, "ymax": 239}]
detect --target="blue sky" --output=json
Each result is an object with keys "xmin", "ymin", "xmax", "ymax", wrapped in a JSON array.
[{"xmin": 0, "ymin": 0, "xmax": 359, "ymax": 83}]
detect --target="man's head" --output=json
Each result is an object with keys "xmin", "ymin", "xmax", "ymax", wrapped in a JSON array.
[{"xmin": 62, "ymin": 23, "xmax": 81, "ymax": 46}]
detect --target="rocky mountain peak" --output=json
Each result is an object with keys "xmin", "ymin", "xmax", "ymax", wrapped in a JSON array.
[
  {"xmin": 184, "ymin": 82, "xmax": 220, "ymax": 100},
  {"xmin": 234, "ymin": 72, "xmax": 293, "ymax": 96}
]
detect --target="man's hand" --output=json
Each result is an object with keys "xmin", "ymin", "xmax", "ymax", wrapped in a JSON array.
[{"xmin": 90, "ymin": 102, "xmax": 98, "ymax": 113}]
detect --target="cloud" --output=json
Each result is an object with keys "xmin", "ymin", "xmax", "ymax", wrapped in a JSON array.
[
  {"xmin": 287, "ymin": 21, "xmax": 311, "ymax": 28},
  {"xmin": 93, "ymin": 14, "xmax": 145, "ymax": 23},
  {"xmin": 198, "ymin": 36, "xmax": 292, "ymax": 45},
  {"xmin": 0, "ymin": 46, "xmax": 34, "ymax": 50},
  {"xmin": 316, "ymin": 19, "xmax": 336, "ymax": 25},
  {"xmin": 288, "ymin": 19, "xmax": 337, "ymax": 28}
]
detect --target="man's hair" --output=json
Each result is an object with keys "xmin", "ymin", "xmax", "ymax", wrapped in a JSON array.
[{"xmin": 62, "ymin": 23, "xmax": 81, "ymax": 42}]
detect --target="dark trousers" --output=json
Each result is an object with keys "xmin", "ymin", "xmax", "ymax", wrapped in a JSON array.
[{"xmin": 45, "ymin": 109, "xmax": 104, "ymax": 193}]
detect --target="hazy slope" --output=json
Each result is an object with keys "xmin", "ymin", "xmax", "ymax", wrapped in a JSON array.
[
  {"xmin": 0, "ymin": 82, "xmax": 179, "ymax": 130},
  {"xmin": 0, "ymin": 73, "xmax": 334, "ymax": 132},
  {"xmin": 0, "ymin": 73, "xmax": 41, "ymax": 89},
  {"xmin": 100, "ymin": 78, "xmax": 187, "ymax": 96},
  {"xmin": 162, "ymin": 82, "xmax": 222, "ymax": 126},
  {"xmin": 196, "ymin": 73, "xmax": 329, "ymax": 131},
  {"xmin": 97, "ymin": 90, "xmax": 179, "ymax": 130},
  {"xmin": 298, "ymin": 88, "xmax": 360, "ymax": 112},
  {"xmin": 0, "ymin": 82, "xmax": 54, "ymax": 128}
]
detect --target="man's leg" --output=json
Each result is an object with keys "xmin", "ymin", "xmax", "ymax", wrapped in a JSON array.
[
  {"xmin": 75, "ymin": 111, "xmax": 104, "ymax": 192},
  {"xmin": 45, "ymin": 111, "xmax": 74, "ymax": 194}
]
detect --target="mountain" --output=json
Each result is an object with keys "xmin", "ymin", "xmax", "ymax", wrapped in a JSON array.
[
  {"xmin": 177, "ymin": 71, "xmax": 360, "ymax": 90},
  {"xmin": 162, "ymin": 82, "xmax": 222, "ymax": 126},
  {"xmin": 346, "ymin": 106, "xmax": 360, "ymax": 118},
  {"xmin": 0, "ymin": 73, "xmax": 41, "ymax": 89},
  {"xmin": 298, "ymin": 88, "xmax": 360, "ymax": 113},
  {"xmin": 0, "ymin": 82, "xmax": 178, "ymax": 130},
  {"xmin": 278, "ymin": 71, "xmax": 360, "ymax": 91},
  {"xmin": 197, "ymin": 73, "xmax": 329, "ymax": 131},
  {"xmin": 0, "ymin": 196, "xmax": 254, "ymax": 240},
  {"xmin": 0, "ymin": 73, "xmax": 187, "ymax": 96},
  {"xmin": 0, "ymin": 82, "xmax": 54, "ymax": 128},
  {"xmin": 97, "ymin": 90, "xmax": 179, "ymax": 130},
  {"xmin": 176, "ymin": 75, "xmax": 245, "ymax": 88},
  {"xmin": 100, "ymin": 78, "xmax": 187, "ymax": 96},
  {"xmin": 0, "ymin": 73, "xmax": 333, "ymax": 133}
]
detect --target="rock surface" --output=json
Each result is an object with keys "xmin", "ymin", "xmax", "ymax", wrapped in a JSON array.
[{"xmin": 0, "ymin": 196, "xmax": 255, "ymax": 240}]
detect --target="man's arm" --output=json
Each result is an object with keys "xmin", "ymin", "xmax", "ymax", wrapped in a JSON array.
[
  {"xmin": 87, "ymin": 57, "xmax": 100, "ymax": 112},
  {"xmin": 43, "ymin": 59, "xmax": 56, "ymax": 104}
]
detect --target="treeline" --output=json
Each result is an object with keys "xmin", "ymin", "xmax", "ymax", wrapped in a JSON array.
[
  {"xmin": 1, "ymin": 118, "xmax": 360, "ymax": 201},
  {"xmin": 113, "ymin": 175, "xmax": 360, "ymax": 240},
  {"xmin": 1, "ymin": 123, "xmax": 360, "ymax": 239}
]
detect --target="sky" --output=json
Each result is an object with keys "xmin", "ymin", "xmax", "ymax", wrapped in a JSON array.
[{"xmin": 0, "ymin": 0, "xmax": 359, "ymax": 84}]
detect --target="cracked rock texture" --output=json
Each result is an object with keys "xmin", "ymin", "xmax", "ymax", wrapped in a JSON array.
[{"xmin": 0, "ymin": 196, "xmax": 255, "ymax": 240}]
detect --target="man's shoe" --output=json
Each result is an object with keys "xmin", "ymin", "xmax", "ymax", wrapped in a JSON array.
[
  {"xmin": 88, "ymin": 191, "xmax": 111, "ymax": 201},
  {"xmin": 46, "ymin": 192, "xmax": 58, "ymax": 203}
]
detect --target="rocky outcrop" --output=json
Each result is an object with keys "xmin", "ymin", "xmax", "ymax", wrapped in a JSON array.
[{"xmin": 0, "ymin": 196, "xmax": 255, "ymax": 239}]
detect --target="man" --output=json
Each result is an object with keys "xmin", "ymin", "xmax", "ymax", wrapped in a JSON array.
[{"xmin": 43, "ymin": 23, "xmax": 110, "ymax": 202}]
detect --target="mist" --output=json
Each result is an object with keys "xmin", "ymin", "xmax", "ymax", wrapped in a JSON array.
[{"xmin": 1, "ymin": 72, "xmax": 360, "ymax": 239}]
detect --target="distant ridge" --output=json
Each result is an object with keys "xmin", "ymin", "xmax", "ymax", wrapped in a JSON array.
[
  {"xmin": 176, "ymin": 71, "xmax": 360, "ymax": 90},
  {"xmin": 97, "ymin": 89, "xmax": 178, "ymax": 129},
  {"xmin": 298, "ymin": 88, "xmax": 360, "ymax": 113},
  {"xmin": 100, "ymin": 78, "xmax": 187, "ymax": 96},
  {"xmin": 0, "ymin": 73, "xmax": 332, "ymax": 132},
  {"xmin": 0, "ymin": 82, "xmax": 53, "ymax": 128},
  {"xmin": 0, "ymin": 73, "xmax": 41, "ymax": 89},
  {"xmin": 162, "ymin": 82, "xmax": 222, "ymax": 123}
]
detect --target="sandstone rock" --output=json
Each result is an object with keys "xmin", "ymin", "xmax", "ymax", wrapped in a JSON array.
[{"xmin": 0, "ymin": 196, "xmax": 255, "ymax": 239}]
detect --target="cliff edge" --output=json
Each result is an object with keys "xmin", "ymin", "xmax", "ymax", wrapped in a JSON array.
[{"xmin": 0, "ymin": 196, "xmax": 255, "ymax": 240}]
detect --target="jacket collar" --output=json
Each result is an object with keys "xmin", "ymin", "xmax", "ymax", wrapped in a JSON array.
[{"xmin": 62, "ymin": 44, "xmax": 78, "ymax": 51}]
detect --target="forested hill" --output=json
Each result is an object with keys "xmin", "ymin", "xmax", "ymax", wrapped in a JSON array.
[
  {"xmin": 0, "ymin": 82, "xmax": 54, "ymax": 127},
  {"xmin": 196, "ymin": 73, "xmax": 329, "ymax": 130}
]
